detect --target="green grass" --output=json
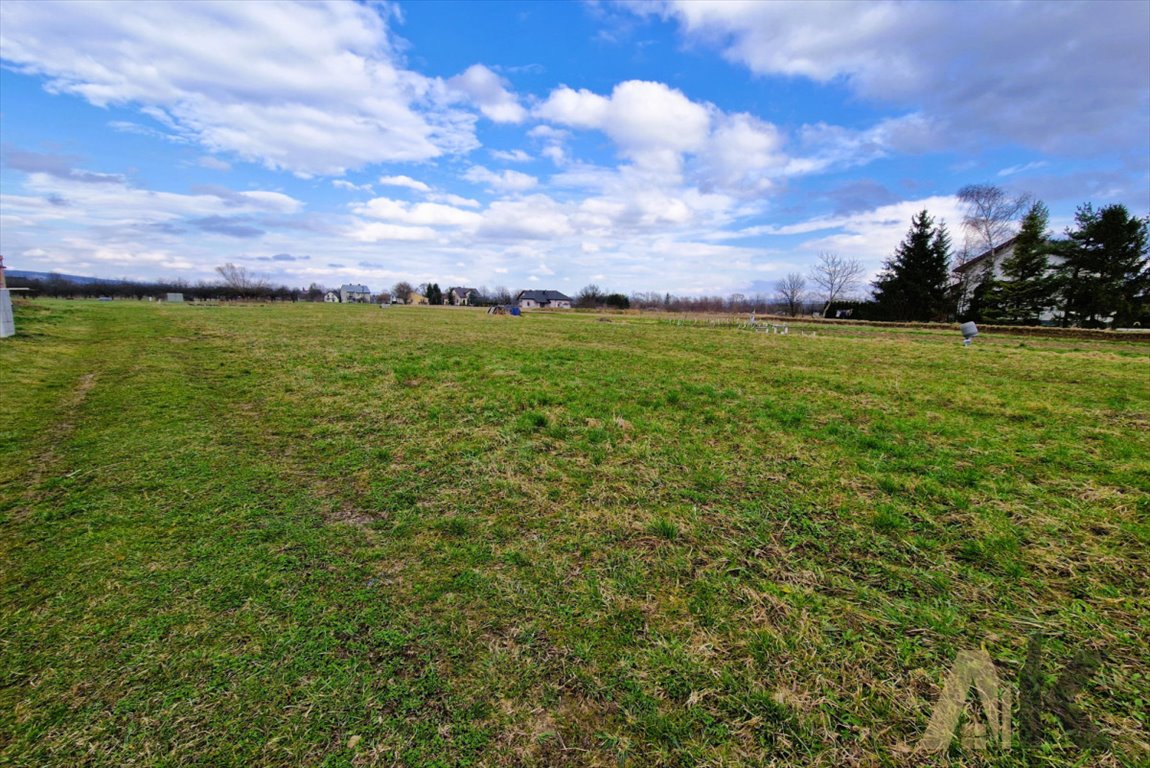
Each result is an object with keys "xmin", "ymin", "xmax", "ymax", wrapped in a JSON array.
[{"xmin": 1, "ymin": 300, "xmax": 1148, "ymax": 767}]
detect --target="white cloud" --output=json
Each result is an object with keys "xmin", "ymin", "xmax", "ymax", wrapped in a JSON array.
[
  {"xmin": 533, "ymin": 76, "xmax": 956, "ymax": 193},
  {"xmin": 347, "ymin": 222, "xmax": 438, "ymax": 242},
  {"xmin": 333, "ymin": 179, "xmax": 373, "ymax": 192},
  {"xmin": 537, "ymin": 80, "xmax": 711, "ymax": 173},
  {"xmin": 998, "ymin": 161, "xmax": 1049, "ymax": 178},
  {"xmin": 351, "ymin": 197, "xmax": 481, "ymax": 227},
  {"xmin": 446, "ymin": 64, "xmax": 526, "ymax": 123},
  {"xmin": 426, "ymin": 192, "xmax": 481, "ymax": 208},
  {"xmin": 7, "ymin": 172, "xmax": 304, "ymax": 225},
  {"xmin": 715, "ymin": 194, "xmax": 966, "ymax": 285},
  {"xmin": 490, "ymin": 149, "xmax": 532, "ymax": 163},
  {"xmin": 527, "ymin": 125, "xmax": 568, "ymax": 141},
  {"xmin": 233, "ymin": 191, "xmax": 303, "ymax": 214},
  {"xmin": 478, "ymin": 195, "xmax": 572, "ymax": 240},
  {"xmin": 0, "ymin": 0, "xmax": 479, "ymax": 175},
  {"xmin": 655, "ymin": 0, "xmax": 1150, "ymax": 154},
  {"xmin": 535, "ymin": 86, "xmax": 611, "ymax": 129},
  {"xmin": 541, "ymin": 146, "xmax": 566, "ymax": 165},
  {"xmin": 378, "ymin": 175, "xmax": 432, "ymax": 192},
  {"xmin": 463, "ymin": 166, "xmax": 538, "ymax": 192},
  {"xmin": 698, "ymin": 113, "xmax": 787, "ymax": 193}
]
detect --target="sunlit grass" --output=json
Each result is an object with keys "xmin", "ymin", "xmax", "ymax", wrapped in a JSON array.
[{"xmin": 1, "ymin": 300, "xmax": 1147, "ymax": 767}]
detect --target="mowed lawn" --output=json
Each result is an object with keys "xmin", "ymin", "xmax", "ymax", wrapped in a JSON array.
[{"xmin": 1, "ymin": 301, "xmax": 1147, "ymax": 768}]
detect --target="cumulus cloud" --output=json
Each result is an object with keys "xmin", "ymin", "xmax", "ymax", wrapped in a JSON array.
[
  {"xmin": 714, "ymin": 194, "xmax": 966, "ymax": 283},
  {"xmin": 490, "ymin": 149, "xmax": 532, "ymax": 163},
  {"xmin": 478, "ymin": 195, "xmax": 573, "ymax": 240},
  {"xmin": 534, "ymin": 79, "xmax": 901, "ymax": 192},
  {"xmin": 537, "ymin": 80, "xmax": 711, "ymax": 174},
  {"xmin": 446, "ymin": 64, "xmax": 527, "ymax": 123},
  {"xmin": 347, "ymin": 222, "xmax": 437, "ymax": 242},
  {"xmin": 697, "ymin": 113, "xmax": 787, "ymax": 193},
  {"xmin": 464, "ymin": 166, "xmax": 538, "ymax": 192},
  {"xmin": 351, "ymin": 197, "xmax": 482, "ymax": 227},
  {"xmin": 378, "ymin": 175, "xmax": 432, "ymax": 192},
  {"xmin": 333, "ymin": 179, "xmax": 373, "ymax": 192},
  {"xmin": 426, "ymin": 192, "xmax": 481, "ymax": 208},
  {"xmin": 0, "ymin": 0, "xmax": 480, "ymax": 175},
  {"xmin": 654, "ymin": 0, "xmax": 1150, "ymax": 154}
]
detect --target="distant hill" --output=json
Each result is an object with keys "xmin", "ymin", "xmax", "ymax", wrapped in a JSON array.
[{"xmin": 6, "ymin": 270, "xmax": 119, "ymax": 285}]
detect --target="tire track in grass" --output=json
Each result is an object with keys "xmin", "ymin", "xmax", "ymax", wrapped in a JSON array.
[{"xmin": 3, "ymin": 306, "xmax": 420, "ymax": 767}]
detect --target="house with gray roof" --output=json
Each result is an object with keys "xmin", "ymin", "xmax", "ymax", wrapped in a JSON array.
[
  {"xmin": 516, "ymin": 289, "xmax": 572, "ymax": 309},
  {"xmin": 448, "ymin": 286, "xmax": 478, "ymax": 306},
  {"xmin": 340, "ymin": 284, "xmax": 371, "ymax": 303}
]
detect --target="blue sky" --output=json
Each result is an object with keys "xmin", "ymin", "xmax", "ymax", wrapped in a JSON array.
[{"xmin": 1, "ymin": 0, "xmax": 1147, "ymax": 296}]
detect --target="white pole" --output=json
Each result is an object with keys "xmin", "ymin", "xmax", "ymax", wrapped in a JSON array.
[{"xmin": 0, "ymin": 255, "xmax": 13, "ymax": 338}]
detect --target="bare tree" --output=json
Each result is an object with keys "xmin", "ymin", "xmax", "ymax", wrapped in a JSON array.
[
  {"xmin": 215, "ymin": 262, "xmax": 267, "ymax": 291},
  {"xmin": 775, "ymin": 272, "xmax": 807, "ymax": 317},
  {"xmin": 575, "ymin": 284, "xmax": 604, "ymax": 308},
  {"xmin": 808, "ymin": 253, "xmax": 864, "ymax": 317},
  {"xmin": 955, "ymin": 184, "xmax": 1031, "ymax": 316},
  {"xmin": 957, "ymin": 184, "xmax": 1031, "ymax": 263},
  {"xmin": 392, "ymin": 281, "xmax": 414, "ymax": 303}
]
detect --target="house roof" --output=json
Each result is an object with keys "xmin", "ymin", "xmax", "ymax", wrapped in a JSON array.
[
  {"xmin": 953, "ymin": 235, "xmax": 1019, "ymax": 275},
  {"xmin": 516, "ymin": 289, "xmax": 572, "ymax": 303},
  {"xmin": 450, "ymin": 286, "xmax": 477, "ymax": 296},
  {"xmin": 340, "ymin": 283, "xmax": 370, "ymax": 293}
]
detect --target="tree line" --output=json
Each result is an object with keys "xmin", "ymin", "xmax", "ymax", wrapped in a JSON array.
[
  {"xmin": 9, "ymin": 188, "xmax": 1146, "ymax": 326},
  {"xmin": 6, "ymin": 263, "xmax": 311, "ymax": 302},
  {"xmin": 774, "ymin": 186, "xmax": 1149, "ymax": 327}
]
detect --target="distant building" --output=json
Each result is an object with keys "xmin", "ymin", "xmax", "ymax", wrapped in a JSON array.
[
  {"xmin": 340, "ymin": 284, "xmax": 371, "ymax": 303},
  {"xmin": 323, "ymin": 290, "xmax": 340, "ymax": 303},
  {"xmin": 952, "ymin": 236, "xmax": 1064, "ymax": 323},
  {"xmin": 952, "ymin": 236, "xmax": 1020, "ymax": 285},
  {"xmin": 166, "ymin": 293, "xmax": 184, "ymax": 303},
  {"xmin": 408, "ymin": 293, "xmax": 429, "ymax": 305},
  {"xmin": 448, "ymin": 287, "xmax": 478, "ymax": 306},
  {"xmin": 516, "ymin": 290, "xmax": 572, "ymax": 309}
]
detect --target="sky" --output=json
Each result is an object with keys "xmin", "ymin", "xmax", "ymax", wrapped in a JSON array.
[{"xmin": 1, "ymin": 0, "xmax": 1147, "ymax": 297}]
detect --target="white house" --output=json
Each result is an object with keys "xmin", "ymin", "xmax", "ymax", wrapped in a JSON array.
[
  {"xmin": 449, "ymin": 287, "xmax": 478, "ymax": 306},
  {"xmin": 516, "ymin": 290, "xmax": 572, "ymax": 309},
  {"xmin": 952, "ymin": 235, "xmax": 1064, "ymax": 323},
  {"xmin": 339, "ymin": 284, "xmax": 371, "ymax": 303},
  {"xmin": 324, "ymin": 290, "xmax": 340, "ymax": 303}
]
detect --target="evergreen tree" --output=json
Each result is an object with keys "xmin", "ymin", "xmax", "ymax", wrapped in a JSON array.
[
  {"xmin": 961, "ymin": 268, "xmax": 994, "ymax": 323},
  {"xmin": 873, "ymin": 210, "xmax": 953, "ymax": 321},
  {"xmin": 1058, "ymin": 204, "xmax": 1150, "ymax": 327},
  {"xmin": 983, "ymin": 201, "xmax": 1058, "ymax": 325},
  {"xmin": 426, "ymin": 283, "xmax": 443, "ymax": 305}
]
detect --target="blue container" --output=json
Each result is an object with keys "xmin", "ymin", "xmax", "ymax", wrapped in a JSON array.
[{"xmin": 510, "ymin": 306, "xmax": 521, "ymax": 316}]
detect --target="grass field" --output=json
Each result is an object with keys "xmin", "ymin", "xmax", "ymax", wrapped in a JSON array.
[{"xmin": 2, "ymin": 300, "xmax": 1147, "ymax": 767}]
